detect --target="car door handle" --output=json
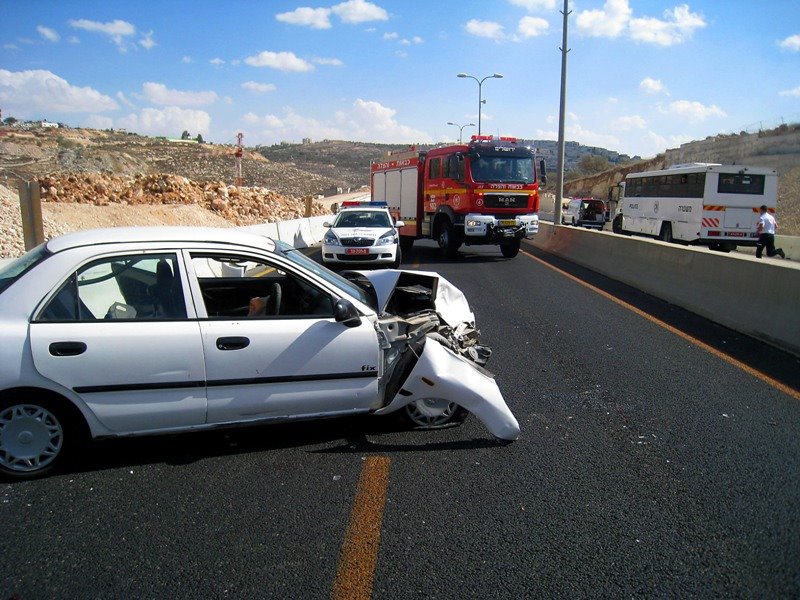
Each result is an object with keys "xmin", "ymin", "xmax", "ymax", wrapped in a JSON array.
[
  {"xmin": 216, "ymin": 336, "xmax": 250, "ymax": 351},
  {"xmin": 49, "ymin": 341, "xmax": 87, "ymax": 357}
]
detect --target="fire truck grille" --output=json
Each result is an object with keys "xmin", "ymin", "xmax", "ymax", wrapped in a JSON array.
[
  {"xmin": 483, "ymin": 194, "xmax": 528, "ymax": 209},
  {"xmin": 340, "ymin": 237, "xmax": 375, "ymax": 247}
]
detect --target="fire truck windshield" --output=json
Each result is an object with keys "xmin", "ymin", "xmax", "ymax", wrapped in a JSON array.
[{"xmin": 469, "ymin": 155, "xmax": 535, "ymax": 184}]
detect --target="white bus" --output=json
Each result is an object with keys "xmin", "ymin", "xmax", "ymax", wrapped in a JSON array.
[{"xmin": 611, "ymin": 163, "xmax": 778, "ymax": 251}]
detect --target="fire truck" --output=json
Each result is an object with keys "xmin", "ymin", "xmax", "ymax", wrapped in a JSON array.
[{"xmin": 370, "ymin": 135, "xmax": 546, "ymax": 258}]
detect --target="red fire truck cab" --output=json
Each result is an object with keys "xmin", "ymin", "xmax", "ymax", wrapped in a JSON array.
[{"xmin": 371, "ymin": 136, "xmax": 545, "ymax": 258}]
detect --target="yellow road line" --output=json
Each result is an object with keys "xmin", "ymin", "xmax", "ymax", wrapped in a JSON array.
[
  {"xmin": 522, "ymin": 249, "xmax": 800, "ymax": 400},
  {"xmin": 331, "ymin": 456, "xmax": 391, "ymax": 600}
]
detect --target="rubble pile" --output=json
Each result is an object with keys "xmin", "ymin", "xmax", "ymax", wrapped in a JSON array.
[{"xmin": 36, "ymin": 172, "xmax": 330, "ymax": 226}]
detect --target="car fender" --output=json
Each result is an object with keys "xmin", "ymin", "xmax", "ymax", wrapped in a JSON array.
[{"xmin": 374, "ymin": 338, "xmax": 520, "ymax": 440}]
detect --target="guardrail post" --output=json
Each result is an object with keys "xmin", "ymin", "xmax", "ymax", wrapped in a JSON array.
[
  {"xmin": 304, "ymin": 195, "xmax": 313, "ymax": 218},
  {"xmin": 18, "ymin": 180, "xmax": 45, "ymax": 250}
]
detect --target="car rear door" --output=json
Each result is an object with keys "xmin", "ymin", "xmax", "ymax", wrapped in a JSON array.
[
  {"xmin": 29, "ymin": 251, "xmax": 207, "ymax": 433},
  {"xmin": 186, "ymin": 252, "xmax": 380, "ymax": 424}
]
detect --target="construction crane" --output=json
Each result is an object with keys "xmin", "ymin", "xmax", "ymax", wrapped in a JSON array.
[{"xmin": 234, "ymin": 132, "xmax": 243, "ymax": 186}]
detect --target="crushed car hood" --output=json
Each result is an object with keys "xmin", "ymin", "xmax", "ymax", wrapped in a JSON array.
[{"xmin": 353, "ymin": 269, "xmax": 475, "ymax": 327}]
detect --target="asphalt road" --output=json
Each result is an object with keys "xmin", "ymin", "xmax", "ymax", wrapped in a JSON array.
[{"xmin": 2, "ymin": 240, "xmax": 799, "ymax": 598}]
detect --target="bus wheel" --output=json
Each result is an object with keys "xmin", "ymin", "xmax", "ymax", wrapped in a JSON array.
[
  {"xmin": 658, "ymin": 222, "xmax": 673, "ymax": 243},
  {"xmin": 500, "ymin": 239, "xmax": 521, "ymax": 258}
]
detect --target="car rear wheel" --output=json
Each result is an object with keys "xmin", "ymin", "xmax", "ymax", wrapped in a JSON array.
[
  {"xmin": 403, "ymin": 399, "xmax": 469, "ymax": 429},
  {"xmin": 0, "ymin": 397, "xmax": 75, "ymax": 480}
]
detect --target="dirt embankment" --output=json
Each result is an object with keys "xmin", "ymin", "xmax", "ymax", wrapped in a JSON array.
[{"xmin": 1, "ymin": 172, "xmax": 333, "ymax": 259}]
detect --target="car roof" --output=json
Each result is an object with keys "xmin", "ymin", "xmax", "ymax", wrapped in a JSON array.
[
  {"xmin": 337, "ymin": 207, "xmax": 390, "ymax": 213},
  {"xmin": 44, "ymin": 226, "xmax": 277, "ymax": 254}
]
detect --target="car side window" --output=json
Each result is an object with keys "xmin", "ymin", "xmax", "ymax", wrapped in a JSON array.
[
  {"xmin": 191, "ymin": 254, "xmax": 335, "ymax": 319},
  {"xmin": 38, "ymin": 254, "xmax": 187, "ymax": 321}
]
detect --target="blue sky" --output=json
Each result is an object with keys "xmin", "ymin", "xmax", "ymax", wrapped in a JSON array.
[{"xmin": 2, "ymin": 0, "xmax": 799, "ymax": 158}]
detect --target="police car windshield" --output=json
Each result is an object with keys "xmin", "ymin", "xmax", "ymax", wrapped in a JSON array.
[
  {"xmin": 470, "ymin": 156, "xmax": 534, "ymax": 184},
  {"xmin": 334, "ymin": 210, "xmax": 391, "ymax": 228}
]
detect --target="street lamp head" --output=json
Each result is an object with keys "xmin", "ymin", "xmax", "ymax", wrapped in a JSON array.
[
  {"xmin": 447, "ymin": 121, "xmax": 456, "ymax": 125},
  {"xmin": 492, "ymin": 73, "xmax": 504, "ymax": 79},
  {"xmin": 457, "ymin": 73, "xmax": 469, "ymax": 78},
  {"xmin": 467, "ymin": 123, "xmax": 475, "ymax": 127}
]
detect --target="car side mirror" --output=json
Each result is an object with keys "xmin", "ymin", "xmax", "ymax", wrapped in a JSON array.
[
  {"xmin": 323, "ymin": 222, "xmax": 332, "ymax": 228},
  {"xmin": 394, "ymin": 220, "xmax": 405, "ymax": 228},
  {"xmin": 539, "ymin": 159, "xmax": 547, "ymax": 186},
  {"xmin": 334, "ymin": 298, "xmax": 361, "ymax": 327}
]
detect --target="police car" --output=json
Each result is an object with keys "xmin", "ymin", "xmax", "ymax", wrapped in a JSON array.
[{"xmin": 322, "ymin": 201, "xmax": 404, "ymax": 268}]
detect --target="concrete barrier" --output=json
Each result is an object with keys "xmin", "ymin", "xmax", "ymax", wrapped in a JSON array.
[
  {"xmin": 529, "ymin": 222, "xmax": 800, "ymax": 356},
  {"xmin": 240, "ymin": 215, "xmax": 329, "ymax": 248}
]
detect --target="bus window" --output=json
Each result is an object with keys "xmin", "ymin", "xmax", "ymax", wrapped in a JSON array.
[{"xmin": 718, "ymin": 173, "xmax": 765, "ymax": 195}]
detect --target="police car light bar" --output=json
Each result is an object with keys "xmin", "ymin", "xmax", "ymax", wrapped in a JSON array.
[{"xmin": 341, "ymin": 200, "xmax": 388, "ymax": 207}]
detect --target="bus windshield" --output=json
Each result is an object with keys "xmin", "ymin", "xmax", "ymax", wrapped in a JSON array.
[{"xmin": 469, "ymin": 155, "xmax": 535, "ymax": 184}]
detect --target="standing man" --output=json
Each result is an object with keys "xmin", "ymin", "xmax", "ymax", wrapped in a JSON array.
[{"xmin": 755, "ymin": 205, "xmax": 786, "ymax": 259}]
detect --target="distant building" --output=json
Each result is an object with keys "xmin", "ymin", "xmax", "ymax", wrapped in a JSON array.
[
  {"xmin": 302, "ymin": 137, "xmax": 312, "ymax": 145},
  {"xmin": 41, "ymin": 120, "xmax": 59, "ymax": 128}
]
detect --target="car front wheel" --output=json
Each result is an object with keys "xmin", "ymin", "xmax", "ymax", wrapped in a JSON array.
[
  {"xmin": 0, "ymin": 398, "xmax": 75, "ymax": 480},
  {"xmin": 403, "ymin": 399, "xmax": 469, "ymax": 429}
]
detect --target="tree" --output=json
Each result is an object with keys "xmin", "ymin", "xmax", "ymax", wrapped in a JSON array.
[
  {"xmin": 180, "ymin": 130, "xmax": 191, "ymax": 140},
  {"xmin": 195, "ymin": 133, "xmax": 204, "ymax": 144},
  {"xmin": 3, "ymin": 116, "xmax": 17, "ymax": 125}
]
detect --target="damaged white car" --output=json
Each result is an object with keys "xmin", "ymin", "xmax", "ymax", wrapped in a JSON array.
[{"xmin": 0, "ymin": 227, "xmax": 519, "ymax": 479}]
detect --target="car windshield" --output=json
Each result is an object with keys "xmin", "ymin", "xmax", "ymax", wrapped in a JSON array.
[
  {"xmin": 0, "ymin": 243, "xmax": 51, "ymax": 295},
  {"xmin": 470, "ymin": 155, "xmax": 535, "ymax": 184},
  {"xmin": 274, "ymin": 240, "xmax": 376, "ymax": 310},
  {"xmin": 334, "ymin": 210, "xmax": 391, "ymax": 228}
]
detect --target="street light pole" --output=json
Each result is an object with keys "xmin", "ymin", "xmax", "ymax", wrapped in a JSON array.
[
  {"xmin": 457, "ymin": 72, "xmax": 503, "ymax": 135},
  {"xmin": 554, "ymin": 0, "xmax": 571, "ymax": 230},
  {"xmin": 447, "ymin": 121, "xmax": 475, "ymax": 143}
]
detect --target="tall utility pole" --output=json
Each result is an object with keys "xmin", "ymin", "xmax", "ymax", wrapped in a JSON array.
[
  {"xmin": 234, "ymin": 132, "xmax": 244, "ymax": 186},
  {"xmin": 553, "ymin": 0, "xmax": 570, "ymax": 229}
]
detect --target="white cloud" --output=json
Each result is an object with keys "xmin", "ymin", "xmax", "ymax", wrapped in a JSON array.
[
  {"xmin": 612, "ymin": 115, "xmax": 646, "ymax": 130},
  {"xmin": 779, "ymin": 85, "xmax": 800, "ymax": 97},
  {"xmin": 241, "ymin": 81, "xmax": 277, "ymax": 93},
  {"xmin": 639, "ymin": 77, "xmax": 666, "ymax": 94},
  {"xmin": 242, "ymin": 99, "xmax": 431, "ymax": 145},
  {"xmin": 117, "ymin": 107, "xmax": 211, "ymax": 137},
  {"xmin": 331, "ymin": 0, "xmax": 388, "ymax": 24},
  {"xmin": 37, "ymin": 26, "xmax": 60, "ymax": 43},
  {"xmin": 67, "ymin": 36, "xmax": 80, "ymax": 44},
  {"xmin": 576, "ymin": 1, "xmax": 704, "ymax": 46},
  {"xmin": 518, "ymin": 16, "xmax": 549, "ymax": 38},
  {"xmin": 659, "ymin": 100, "xmax": 726, "ymax": 121},
  {"xmin": 181, "ymin": 56, "xmax": 193, "ymax": 64},
  {"xmin": 0, "ymin": 69, "xmax": 118, "ymax": 115},
  {"xmin": 85, "ymin": 114, "xmax": 114, "ymax": 129},
  {"xmin": 210, "ymin": 58, "xmax": 225, "ymax": 66},
  {"xmin": 314, "ymin": 57, "xmax": 344, "ymax": 66},
  {"xmin": 68, "ymin": 18, "xmax": 136, "ymax": 50},
  {"xmin": 465, "ymin": 19, "xmax": 505, "ymax": 41},
  {"xmin": 629, "ymin": 4, "xmax": 706, "ymax": 46},
  {"xmin": 116, "ymin": 91, "xmax": 136, "ymax": 109},
  {"xmin": 510, "ymin": 0, "xmax": 556, "ymax": 10},
  {"xmin": 383, "ymin": 32, "xmax": 399, "ymax": 40},
  {"xmin": 142, "ymin": 82, "xmax": 218, "ymax": 107},
  {"xmin": 779, "ymin": 34, "xmax": 800, "ymax": 52},
  {"xmin": 400, "ymin": 36, "xmax": 424, "ymax": 45},
  {"xmin": 244, "ymin": 51, "xmax": 314, "ymax": 72},
  {"xmin": 276, "ymin": 7, "xmax": 332, "ymax": 29},
  {"xmin": 576, "ymin": 0, "xmax": 632, "ymax": 38},
  {"xmin": 139, "ymin": 30, "xmax": 156, "ymax": 50}
]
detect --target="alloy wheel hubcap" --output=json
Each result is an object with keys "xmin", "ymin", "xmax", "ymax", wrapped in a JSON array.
[{"xmin": 0, "ymin": 405, "xmax": 63, "ymax": 472}]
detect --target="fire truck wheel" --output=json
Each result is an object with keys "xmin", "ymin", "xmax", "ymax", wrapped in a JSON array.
[
  {"xmin": 438, "ymin": 221, "xmax": 460, "ymax": 258},
  {"xmin": 500, "ymin": 239, "xmax": 521, "ymax": 258}
]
